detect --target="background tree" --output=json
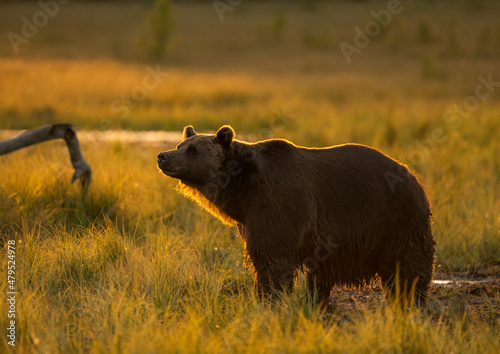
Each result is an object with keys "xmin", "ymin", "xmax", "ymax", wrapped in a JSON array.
[{"xmin": 137, "ymin": 0, "xmax": 172, "ymax": 60}]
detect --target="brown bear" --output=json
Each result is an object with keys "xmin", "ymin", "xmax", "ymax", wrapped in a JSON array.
[{"xmin": 157, "ymin": 125, "xmax": 436, "ymax": 307}]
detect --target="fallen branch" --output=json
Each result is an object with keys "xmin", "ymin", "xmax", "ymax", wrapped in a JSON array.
[{"xmin": 0, "ymin": 124, "xmax": 92, "ymax": 189}]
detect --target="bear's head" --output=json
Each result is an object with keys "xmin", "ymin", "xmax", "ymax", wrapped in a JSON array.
[{"xmin": 157, "ymin": 125, "xmax": 235, "ymax": 187}]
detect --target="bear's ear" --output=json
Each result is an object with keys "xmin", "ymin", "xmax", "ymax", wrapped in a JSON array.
[
  {"xmin": 216, "ymin": 125, "xmax": 235, "ymax": 148},
  {"xmin": 183, "ymin": 125, "xmax": 196, "ymax": 140}
]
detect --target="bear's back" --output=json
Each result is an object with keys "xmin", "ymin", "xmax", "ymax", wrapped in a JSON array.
[{"xmin": 252, "ymin": 140, "xmax": 429, "ymax": 231}]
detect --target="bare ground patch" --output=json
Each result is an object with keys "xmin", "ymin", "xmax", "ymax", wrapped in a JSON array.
[{"xmin": 329, "ymin": 271, "xmax": 500, "ymax": 326}]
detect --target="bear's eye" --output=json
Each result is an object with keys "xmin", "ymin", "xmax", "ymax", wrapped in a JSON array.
[{"xmin": 186, "ymin": 145, "xmax": 197, "ymax": 155}]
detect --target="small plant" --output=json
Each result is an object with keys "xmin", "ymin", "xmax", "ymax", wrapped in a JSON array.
[
  {"xmin": 417, "ymin": 19, "xmax": 433, "ymax": 44},
  {"xmin": 136, "ymin": 0, "xmax": 173, "ymax": 60},
  {"xmin": 476, "ymin": 24, "xmax": 491, "ymax": 56},
  {"xmin": 447, "ymin": 17, "xmax": 460, "ymax": 54},
  {"xmin": 257, "ymin": 10, "xmax": 287, "ymax": 45},
  {"xmin": 271, "ymin": 11, "xmax": 286, "ymax": 43}
]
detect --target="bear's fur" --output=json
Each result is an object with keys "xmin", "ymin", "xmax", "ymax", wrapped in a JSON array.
[{"xmin": 157, "ymin": 125, "xmax": 436, "ymax": 306}]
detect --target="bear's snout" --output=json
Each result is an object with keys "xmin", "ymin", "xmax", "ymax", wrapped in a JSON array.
[
  {"xmin": 157, "ymin": 152, "xmax": 168, "ymax": 164},
  {"xmin": 157, "ymin": 151, "xmax": 186, "ymax": 179},
  {"xmin": 157, "ymin": 152, "xmax": 172, "ymax": 171}
]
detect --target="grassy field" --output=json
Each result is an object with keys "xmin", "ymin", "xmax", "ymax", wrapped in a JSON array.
[{"xmin": 1, "ymin": 0, "xmax": 499, "ymax": 352}]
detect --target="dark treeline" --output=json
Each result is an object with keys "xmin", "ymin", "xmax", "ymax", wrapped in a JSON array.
[{"xmin": 0, "ymin": 0, "xmax": 428, "ymax": 3}]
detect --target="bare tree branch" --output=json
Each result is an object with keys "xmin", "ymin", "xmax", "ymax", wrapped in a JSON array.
[{"xmin": 0, "ymin": 124, "xmax": 92, "ymax": 189}]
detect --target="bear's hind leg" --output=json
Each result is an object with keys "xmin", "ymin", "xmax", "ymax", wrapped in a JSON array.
[
  {"xmin": 306, "ymin": 272, "xmax": 333, "ymax": 308},
  {"xmin": 380, "ymin": 263, "xmax": 432, "ymax": 308}
]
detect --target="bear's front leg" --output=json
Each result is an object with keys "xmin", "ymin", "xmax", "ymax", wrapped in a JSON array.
[
  {"xmin": 245, "ymin": 249, "xmax": 297, "ymax": 299},
  {"xmin": 238, "ymin": 222, "xmax": 302, "ymax": 300}
]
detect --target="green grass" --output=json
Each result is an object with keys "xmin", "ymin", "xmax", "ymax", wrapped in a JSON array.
[{"xmin": 0, "ymin": 0, "xmax": 499, "ymax": 352}]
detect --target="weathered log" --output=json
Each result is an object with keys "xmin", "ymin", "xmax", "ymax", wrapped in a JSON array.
[{"xmin": 0, "ymin": 124, "xmax": 91, "ymax": 189}]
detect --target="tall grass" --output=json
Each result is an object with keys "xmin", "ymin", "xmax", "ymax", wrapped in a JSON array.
[{"xmin": 1, "ymin": 221, "xmax": 499, "ymax": 352}]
